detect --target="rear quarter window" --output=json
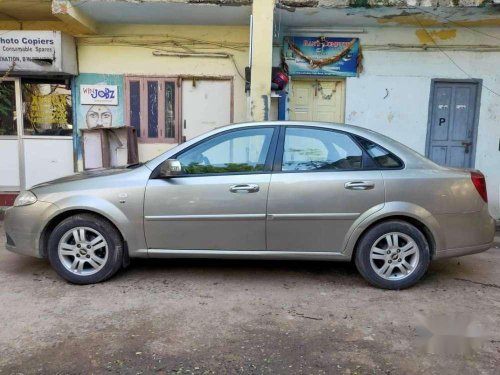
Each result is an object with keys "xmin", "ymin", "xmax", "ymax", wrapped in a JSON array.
[{"xmin": 356, "ymin": 137, "xmax": 403, "ymax": 169}]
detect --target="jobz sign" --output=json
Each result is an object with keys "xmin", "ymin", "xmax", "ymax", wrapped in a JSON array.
[{"xmin": 80, "ymin": 85, "xmax": 119, "ymax": 106}]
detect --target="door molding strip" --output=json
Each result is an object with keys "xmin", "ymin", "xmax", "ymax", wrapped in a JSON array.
[
  {"xmin": 267, "ymin": 213, "xmax": 359, "ymax": 220},
  {"xmin": 146, "ymin": 249, "xmax": 350, "ymax": 261},
  {"xmin": 145, "ymin": 214, "xmax": 266, "ymax": 221}
]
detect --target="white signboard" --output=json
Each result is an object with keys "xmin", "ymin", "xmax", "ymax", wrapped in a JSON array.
[
  {"xmin": 80, "ymin": 85, "xmax": 119, "ymax": 105},
  {"xmin": 0, "ymin": 31, "xmax": 77, "ymax": 75}
]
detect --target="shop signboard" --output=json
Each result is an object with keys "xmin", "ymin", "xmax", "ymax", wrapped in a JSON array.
[
  {"xmin": 0, "ymin": 31, "xmax": 77, "ymax": 75},
  {"xmin": 283, "ymin": 36, "xmax": 360, "ymax": 77},
  {"xmin": 80, "ymin": 85, "xmax": 119, "ymax": 106}
]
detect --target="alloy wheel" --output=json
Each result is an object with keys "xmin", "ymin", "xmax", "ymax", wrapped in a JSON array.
[
  {"xmin": 57, "ymin": 226, "xmax": 109, "ymax": 276},
  {"xmin": 369, "ymin": 232, "xmax": 420, "ymax": 280}
]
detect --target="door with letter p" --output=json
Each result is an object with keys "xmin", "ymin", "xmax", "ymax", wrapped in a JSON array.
[{"xmin": 427, "ymin": 80, "xmax": 480, "ymax": 168}]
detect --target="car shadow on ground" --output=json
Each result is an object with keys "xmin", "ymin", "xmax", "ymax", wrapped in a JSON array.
[
  {"xmin": 110, "ymin": 255, "xmax": 490, "ymax": 289},
  {"xmin": 1, "ymin": 244, "xmax": 498, "ymax": 289}
]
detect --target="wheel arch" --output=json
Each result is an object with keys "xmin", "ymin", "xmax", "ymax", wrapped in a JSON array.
[
  {"xmin": 352, "ymin": 215, "xmax": 437, "ymax": 259},
  {"xmin": 343, "ymin": 202, "xmax": 445, "ymax": 260},
  {"xmin": 39, "ymin": 209, "xmax": 126, "ymax": 261}
]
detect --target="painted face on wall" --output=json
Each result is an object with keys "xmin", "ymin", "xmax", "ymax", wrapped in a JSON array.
[{"xmin": 86, "ymin": 105, "xmax": 113, "ymax": 128}]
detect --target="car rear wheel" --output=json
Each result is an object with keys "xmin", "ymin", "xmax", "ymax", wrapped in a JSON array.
[
  {"xmin": 48, "ymin": 214, "xmax": 123, "ymax": 284},
  {"xmin": 355, "ymin": 220, "xmax": 430, "ymax": 290}
]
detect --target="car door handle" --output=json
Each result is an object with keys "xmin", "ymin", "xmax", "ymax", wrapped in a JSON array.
[
  {"xmin": 344, "ymin": 181, "xmax": 375, "ymax": 190},
  {"xmin": 229, "ymin": 184, "xmax": 260, "ymax": 193}
]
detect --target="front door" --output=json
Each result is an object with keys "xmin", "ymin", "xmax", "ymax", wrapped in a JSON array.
[
  {"xmin": 289, "ymin": 79, "xmax": 345, "ymax": 122},
  {"xmin": 267, "ymin": 126, "xmax": 385, "ymax": 252},
  {"xmin": 144, "ymin": 126, "xmax": 277, "ymax": 250},
  {"xmin": 427, "ymin": 81, "xmax": 480, "ymax": 168}
]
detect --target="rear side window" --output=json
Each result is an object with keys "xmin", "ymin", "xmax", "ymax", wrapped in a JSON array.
[
  {"xmin": 356, "ymin": 137, "xmax": 403, "ymax": 169},
  {"xmin": 282, "ymin": 128, "xmax": 363, "ymax": 171}
]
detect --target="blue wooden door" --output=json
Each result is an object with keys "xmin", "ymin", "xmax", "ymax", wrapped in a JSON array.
[{"xmin": 427, "ymin": 82, "xmax": 479, "ymax": 168}]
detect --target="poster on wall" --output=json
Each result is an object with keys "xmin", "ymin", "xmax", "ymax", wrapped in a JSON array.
[
  {"xmin": 80, "ymin": 85, "xmax": 119, "ymax": 105},
  {"xmin": 283, "ymin": 36, "xmax": 361, "ymax": 77},
  {"xmin": 74, "ymin": 74, "xmax": 124, "ymax": 162}
]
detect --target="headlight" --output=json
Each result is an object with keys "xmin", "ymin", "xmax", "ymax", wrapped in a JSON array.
[{"xmin": 14, "ymin": 191, "xmax": 38, "ymax": 207}]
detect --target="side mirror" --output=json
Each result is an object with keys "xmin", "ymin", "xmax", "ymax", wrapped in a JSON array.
[{"xmin": 159, "ymin": 159, "xmax": 182, "ymax": 178}]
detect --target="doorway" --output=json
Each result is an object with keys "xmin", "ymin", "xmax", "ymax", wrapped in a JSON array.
[
  {"xmin": 0, "ymin": 77, "xmax": 74, "ymax": 191},
  {"xmin": 181, "ymin": 79, "xmax": 233, "ymax": 142},
  {"xmin": 426, "ymin": 80, "xmax": 481, "ymax": 168},
  {"xmin": 289, "ymin": 78, "xmax": 345, "ymax": 122}
]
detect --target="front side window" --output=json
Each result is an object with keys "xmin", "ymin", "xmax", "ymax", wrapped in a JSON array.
[
  {"xmin": 177, "ymin": 128, "xmax": 274, "ymax": 175},
  {"xmin": 22, "ymin": 80, "xmax": 72, "ymax": 136},
  {"xmin": 282, "ymin": 127, "xmax": 363, "ymax": 171}
]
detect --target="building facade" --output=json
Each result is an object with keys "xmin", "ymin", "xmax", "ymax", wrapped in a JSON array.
[{"xmin": 0, "ymin": 0, "xmax": 499, "ymax": 219}]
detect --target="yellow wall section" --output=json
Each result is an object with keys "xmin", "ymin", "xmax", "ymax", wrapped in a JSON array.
[
  {"xmin": 249, "ymin": 0, "xmax": 274, "ymax": 121},
  {"xmin": 415, "ymin": 29, "xmax": 457, "ymax": 44},
  {"xmin": 376, "ymin": 14, "xmax": 500, "ymax": 28},
  {"xmin": 77, "ymin": 24, "xmax": 249, "ymax": 161}
]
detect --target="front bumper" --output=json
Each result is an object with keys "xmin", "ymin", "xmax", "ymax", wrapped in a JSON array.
[{"xmin": 4, "ymin": 201, "xmax": 57, "ymax": 258}]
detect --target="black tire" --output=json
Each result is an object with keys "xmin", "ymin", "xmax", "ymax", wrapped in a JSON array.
[
  {"xmin": 354, "ymin": 220, "xmax": 430, "ymax": 290},
  {"xmin": 47, "ymin": 213, "xmax": 123, "ymax": 284}
]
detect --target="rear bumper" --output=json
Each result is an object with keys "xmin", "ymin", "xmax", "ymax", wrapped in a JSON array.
[
  {"xmin": 4, "ymin": 201, "xmax": 57, "ymax": 258},
  {"xmin": 433, "ymin": 241, "xmax": 492, "ymax": 259},
  {"xmin": 433, "ymin": 206, "xmax": 495, "ymax": 259}
]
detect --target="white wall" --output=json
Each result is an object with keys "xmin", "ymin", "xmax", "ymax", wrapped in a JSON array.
[
  {"xmin": 23, "ymin": 138, "xmax": 74, "ymax": 189},
  {"xmin": 0, "ymin": 139, "xmax": 20, "ymax": 190},
  {"xmin": 342, "ymin": 27, "xmax": 500, "ymax": 218},
  {"xmin": 138, "ymin": 143, "xmax": 177, "ymax": 162}
]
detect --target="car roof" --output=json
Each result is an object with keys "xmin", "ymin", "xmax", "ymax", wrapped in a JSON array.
[
  {"xmin": 217, "ymin": 121, "xmax": 392, "ymax": 141},
  {"xmin": 146, "ymin": 121, "xmax": 438, "ymax": 170}
]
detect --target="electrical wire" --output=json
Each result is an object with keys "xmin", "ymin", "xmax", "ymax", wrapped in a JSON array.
[
  {"xmin": 229, "ymin": 54, "xmax": 248, "ymax": 83},
  {"xmin": 412, "ymin": 13, "xmax": 500, "ymax": 98},
  {"xmin": 79, "ymin": 34, "xmax": 247, "ymax": 51}
]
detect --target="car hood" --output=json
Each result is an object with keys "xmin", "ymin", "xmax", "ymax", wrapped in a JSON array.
[{"xmin": 30, "ymin": 168, "xmax": 132, "ymax": 189}]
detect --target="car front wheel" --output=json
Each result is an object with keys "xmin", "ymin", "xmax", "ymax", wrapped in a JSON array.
[
  {"xmin": 47, "ymin": 213, "xmax": 123, "ymax": 284},
  {"xmin": 355, "ymin": 220, "xmax": 430, "ymax": 289}
]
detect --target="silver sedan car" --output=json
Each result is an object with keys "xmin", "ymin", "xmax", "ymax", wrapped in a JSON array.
[{"xmin": 4, "ymin": 122, "xmax": 495, "ymax": 289}]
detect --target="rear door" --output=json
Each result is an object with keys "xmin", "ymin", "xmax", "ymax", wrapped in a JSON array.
[{"xmin": 266, "ymin": 126, "xmax": 385, "ymax": 252}]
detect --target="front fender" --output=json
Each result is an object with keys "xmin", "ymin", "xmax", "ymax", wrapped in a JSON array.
[
  {"xmin": 342, "ymin": 201, "xmax": 445, "ymax": 258},
  {"xmin": 41, "ymin": 195, "xmax": 146, "ymax": 257}
]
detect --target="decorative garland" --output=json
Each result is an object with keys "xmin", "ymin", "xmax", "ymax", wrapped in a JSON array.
[{"xmin": 316, "ymin": 81, "xmax": 337, "ymax": 100}]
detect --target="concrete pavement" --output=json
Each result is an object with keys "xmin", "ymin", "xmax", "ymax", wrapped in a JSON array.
[{"xmin": 0, "ymin": 220, "xmax": 499, "ymax": 374}]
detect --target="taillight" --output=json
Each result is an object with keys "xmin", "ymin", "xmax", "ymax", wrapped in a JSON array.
[{"xmin": 471, "ymin": 170, "xmax": 488, "ymax": 203}]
